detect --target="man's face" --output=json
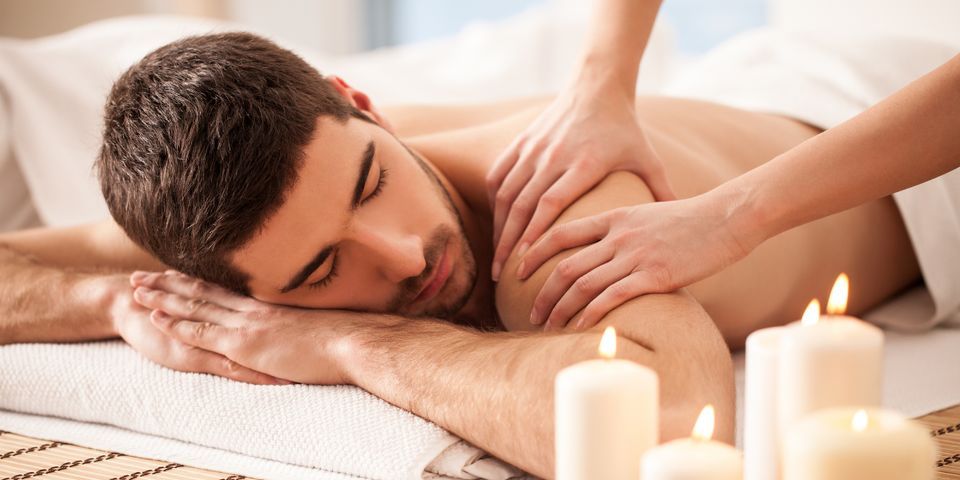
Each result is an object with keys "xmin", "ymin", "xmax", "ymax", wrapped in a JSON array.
[{"xmin": 231, "ymin": 116, "xmax": 477, "ymax": 319}]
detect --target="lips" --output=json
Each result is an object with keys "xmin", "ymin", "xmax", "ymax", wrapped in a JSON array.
[{"xmin": 412, "ymin": 240, "xmax": 451, "ymax": 306}]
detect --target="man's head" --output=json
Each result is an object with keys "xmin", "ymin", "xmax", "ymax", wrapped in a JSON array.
[{"xmin": 97, "ymin": 32, "xmax": 477, "ymax": 319}]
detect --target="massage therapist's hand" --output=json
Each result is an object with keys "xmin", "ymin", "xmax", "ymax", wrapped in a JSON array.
[
  {"xmin": 129, "ymin": 270, "xmax": 355, "ymax": 385},
  {"xmin": 518, "ymin": 194, "xmax": 759, "ymax": 330},
  {"xmin": 487, "ymin": 84, "xmax": 676, "ymax": 281},
  {"xmin": 102, "ymin": 274, "xmax": 286, "ymax": 385}
]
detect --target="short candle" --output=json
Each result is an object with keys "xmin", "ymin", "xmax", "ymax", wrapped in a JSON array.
[
  {"xmin": 554, "ymin": 326, "xmax": 659, "ymax": 480},
  {"xmin": 783, "ymin": 407, "xmax": 936, "ymax": 480},
  {"xmin": 640, "ymin": 405, "xmax": 743, "ymax": 480}
]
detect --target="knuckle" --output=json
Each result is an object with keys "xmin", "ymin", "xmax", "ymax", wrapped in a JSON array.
[
  {"xmin": 188, "ymin": 279, "xmax": 207, "ymax": 297},
  {"xmin": 192, "ymin": 321, "xmax": 210, "ymax": 339},
  {"xmin": 221, "ymin": 357, "xmax": 240, "ymax": 374},
  {"xmin": 555, "ymin": 260, "xmax": 576, "ymax": 280},
  {"xmin": 539, "ymin": 193, "xmax": 562, "ymax": 211},
  {"xmin": 573, "ymin": 276, "xmax": 595, "ymax": 295}
]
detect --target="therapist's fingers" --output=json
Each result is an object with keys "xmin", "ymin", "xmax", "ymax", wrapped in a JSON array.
[
  {"xmin": 492, "ymin": 160, "xmax": 564, "ymax": 281},
  {"xmin": 517, "ymin": 212, "xmax": 611, "ymax": 280},
  {"xmin": 529, "ymin": 242, "xmax": 614, "ymax": 326},
  {"xmin": 486, "ymin": 136, "xmax": 524, "ymax": 211},
  {"xmin": 513, "ymin": 167, "xmax": 603, "ymax": 263},
  {"xmin": 576, "ymin": 271, "xmax": 661, "ymax": 330},
  {"xmin": 542, "ymin": 258, "xmax": 634, "ymax": 331},
  {"xmin": 491, "ymin": 150, "xmax": 541, "ymax": 280}
]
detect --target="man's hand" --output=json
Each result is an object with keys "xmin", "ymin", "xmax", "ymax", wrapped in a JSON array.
[
  {"xmin": 487, "ymin": 86, "xmax": 675, "ymax": 282},
  {"xmin": 98, "ymin": 273, "xmax": 287, "ymax": 385},
  {"xmin": 129, "ymin": 271, "xmax": 354, "ymax": 385}
]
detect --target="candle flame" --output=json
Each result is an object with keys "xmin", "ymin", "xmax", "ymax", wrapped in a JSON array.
[
  {"xmin": 827, "ymin": 273, "xmax": 850, "ymax": 315},
  {"xmin": 852, "ymin": 409, "xmax": 869, "ymax": 432},
  {"xmin": 801, "ymin": 299, "xmax": 821, "ymax": 326},
  {"xmin": 598, "ymin": 326, "xmax": 617, "ymax": 359},
  {"xmin": 691, "ymin": 405, "xmax": 715, "ymax": 441}
]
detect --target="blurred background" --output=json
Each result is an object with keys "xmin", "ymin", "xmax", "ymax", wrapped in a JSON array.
[{"xmin": 0, "ymin": 0, "xmax": 768, "ymax": 55}]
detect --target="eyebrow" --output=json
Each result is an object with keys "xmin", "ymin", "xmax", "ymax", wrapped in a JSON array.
[{"xmin": 278, "ymin": 140, "xmax": 375, "ymax": 294}]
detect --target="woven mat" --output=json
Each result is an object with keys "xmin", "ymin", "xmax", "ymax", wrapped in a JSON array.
[{"xmin": 2, "ymin": 404, "xmax": 959, "ymax": 480}]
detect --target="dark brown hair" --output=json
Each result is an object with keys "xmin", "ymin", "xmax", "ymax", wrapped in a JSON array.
[{"xmin": 97, "ymin": 32, "xmax": 369, "ymax": 294}]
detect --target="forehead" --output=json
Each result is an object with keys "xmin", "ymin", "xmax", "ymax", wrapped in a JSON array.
[{"xmin": 230, "ymin": 115, "xmax": 370, "ymax": 295}]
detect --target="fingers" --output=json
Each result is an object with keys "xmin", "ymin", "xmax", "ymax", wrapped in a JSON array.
[
  {"xmin": 640, "ymin": 164, "xmax": 678, "ymax": 202},
  {"xmin": 486, "ymin": 137, "xmax": 523, "ymax": 211},
  {"xmin": 133, "ymin": 285, "xmax": 240, "ymax": 326},
  {"xmin": 172, "ymin": 341, "xmax": 290, "ymax": 385},
  {"xmin": 492, "ymin": 163, "xmax": 564, "ymax": 281},
  {"xmin": 131, "ymin": 270, "xmax": 254, "ymax": 312},
  {"xmin": 541, "ymin": 258, "xmax": 634, "ymax": 331},
  {"xmin": 492, "ymin": 145, "xmax": 541, "ymax": 258},
  {"xmin": 517, "ymin": 213, "xmax": 610, "ymax": 280},
  {"xmin": 529, "ymin": 242, "xmax": 613, "ymax": 326},
  {"xmin": 513, "ymin": 168, "xmax": 601, "ymax": 262},
  {"xmin": 149, "ymin": 309, "xmax": 239, "ymax": 356},
  {"xmin": 576, "ymin": 271, "xmax": 661, "ymax": 330}
]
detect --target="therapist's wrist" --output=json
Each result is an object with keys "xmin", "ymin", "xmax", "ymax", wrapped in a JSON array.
[
  {"xmin": 705, "ymin": 180, "xmax": 771, "ymax": 259},
  {"xmin": 574, "ymin": 53, "xmax": 638, "ymax": 104}
]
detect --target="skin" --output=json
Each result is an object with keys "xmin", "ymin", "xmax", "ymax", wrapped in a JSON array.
[{"xmin": 0, "ymin": 90, "xmax": 921, "ymax": 478}]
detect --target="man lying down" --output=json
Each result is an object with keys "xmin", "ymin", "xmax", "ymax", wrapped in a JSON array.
[{"xmin": 0, "ymin": 33, "xmax": 921, "ymax": 478}]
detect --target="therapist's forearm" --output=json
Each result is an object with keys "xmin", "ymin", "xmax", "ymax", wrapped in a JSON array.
[
  {"xmin": 577, "ymin": 0, "xmax": 663, "ymax": 97},
  {"xmin": 0, "ymin": 244, "xmax": 117, "ymax": 344},
  {"xmin": 723, "ymin": 53, "xmax": 960, "ymax": 245}
]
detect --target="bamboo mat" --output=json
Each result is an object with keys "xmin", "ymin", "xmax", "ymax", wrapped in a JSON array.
[{"xmin": 1, "ymin": 404, "xmax": 959, "ymax": 480}]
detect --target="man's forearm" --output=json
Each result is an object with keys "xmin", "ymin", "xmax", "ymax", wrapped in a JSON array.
[
  {"xmin": 340, "ymin": 317, "xmax": 655, "ymax": 479},
  {"xmin": 0, "ymin": 244, "xmax": 116, "ymax": 344}
]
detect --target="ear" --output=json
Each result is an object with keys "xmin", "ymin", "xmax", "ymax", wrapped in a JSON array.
[{"xmin": 326, "ymin": 75, "xmax": 395, "ymax": 134}]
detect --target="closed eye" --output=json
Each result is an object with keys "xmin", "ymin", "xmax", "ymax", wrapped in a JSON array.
[{"xmin": 307, "ymin": 167, "xmax": 388, "ymax": 290}]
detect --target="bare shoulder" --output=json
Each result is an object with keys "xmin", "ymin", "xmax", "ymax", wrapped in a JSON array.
[{"xmin": 494, "ymin": 171, "xmax": 657, "ymax": 333}]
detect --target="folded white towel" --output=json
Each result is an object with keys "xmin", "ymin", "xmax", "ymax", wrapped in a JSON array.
[{"xmin": 0, "ymin": 341, "xmax": 528, "ymax": 480}]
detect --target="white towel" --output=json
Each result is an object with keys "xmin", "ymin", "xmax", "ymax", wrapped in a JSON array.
[{"xmin": 0, "ymin": 341, "xmax": 528, "ymax": 480}]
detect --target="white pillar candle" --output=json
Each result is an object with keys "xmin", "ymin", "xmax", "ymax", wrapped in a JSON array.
[
  {"xmin": 641, "ymin": 405, "xmax": 743, "ymax": 480},
  {"xmin": 778, "ymin": 274, "xmax": 884, "ymax": 434},
  {"xmin": 783, "ymin": 407, "xmax": 936, "ymax": 480},
  {"xmin": 743, "ymin": 326, "xmax": 784, "ymax": 480},
  {"xmin": 555, "ymin": 326, "xmax": 659, "ymax": 480}
]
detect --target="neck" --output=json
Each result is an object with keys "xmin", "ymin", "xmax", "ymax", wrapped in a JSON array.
[{"xmin": 411, "ymin": 145, "xmax": 498, "ymax": 328}]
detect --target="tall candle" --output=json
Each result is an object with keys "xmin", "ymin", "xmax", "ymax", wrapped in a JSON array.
[
  {"xmin": 743, "ymin": 326, "xmax": 784, "ymax": 480},
  {"xmin": 554, "ymin": 326, "xmax": 659, "ymax": 480},
  {"xmin": 641, "ymin": 405, "xmax": 743, "ymax": 480},
  {"xmin": 778, "ymin": 274, "xmax": 884, "ymax": 434},
  {"xmin": 783, "ymin": 407, "xmax": 936, "ymax": 480}
]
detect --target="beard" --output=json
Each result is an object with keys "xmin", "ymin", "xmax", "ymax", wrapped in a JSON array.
[{"xmin": 383, "ymin": 142, "xmax": 478, "ymax": 320}]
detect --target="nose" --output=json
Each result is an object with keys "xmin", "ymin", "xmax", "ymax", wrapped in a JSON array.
[{"xmin": 353, "ymin": 222, "xmax": 426, "ymax": 283}]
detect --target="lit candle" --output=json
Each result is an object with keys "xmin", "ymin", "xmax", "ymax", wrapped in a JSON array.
[
  {"xmin": 640, "ymin": 405, "xmax": 743, "ymax": 479},
  {"xmin": 554, "ymin": 326, "xmax": 659, "ymax": 480},
  {"xmin": 783, "ymin": 407, "xmax": 936, "ymax": 480},
  {"xmin": 743, "ymin": 325, "xmax": 784, "ymax": 480},
  {"xmin": 778, "ymin": 274, "xmax": 884, "ymax": 435}
]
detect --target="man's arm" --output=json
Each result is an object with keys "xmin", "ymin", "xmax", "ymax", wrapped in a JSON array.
[
  {"xmin": 0, "ymin": 243, "xmax": 118, "ymax": 343},
  {"xmin": 0, "ymin": 220, "xmax": 161, "ymax": 343},
  {"xmin": 339, "ymin": 292, "xmax": 732, "ymax": 479}
]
